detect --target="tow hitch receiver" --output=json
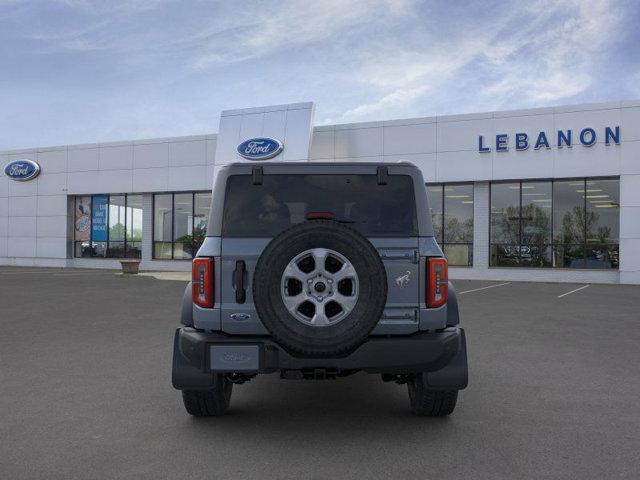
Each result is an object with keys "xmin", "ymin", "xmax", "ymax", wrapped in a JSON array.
[{"xmin": 281, "ymin": 368, "xmax": 339, "ymax": 380}]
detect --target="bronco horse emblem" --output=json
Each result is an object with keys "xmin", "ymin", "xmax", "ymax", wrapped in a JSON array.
[{"xmin": 395, "ymin": 270, "xmax": 411, "ymax": 288}]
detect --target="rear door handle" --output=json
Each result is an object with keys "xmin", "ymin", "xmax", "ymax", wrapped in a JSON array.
[
  {"xmin": 379, "ymin": 250, "xmax": 420, "ymax": 263},
  {"xmin": 233, "ymin": 260, "xmax": 246, "ymax": 303}
]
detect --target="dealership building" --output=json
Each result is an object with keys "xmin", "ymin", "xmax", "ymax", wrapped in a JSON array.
[{"xmin": 1, "ymin": 100, "xmax": 639, "ymax": 284}]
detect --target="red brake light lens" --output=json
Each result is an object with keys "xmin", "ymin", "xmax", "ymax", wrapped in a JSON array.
[
  {"xmin": 192, "ymin": 257, "xmax": 214, "ymax": 308},
  {"xmin": 305, "ymin": 211, "xmax": 336, "ymax": 220},
  {"xmin": 427, "ymin": 258, "xmax": 448, "ymax": 308}
]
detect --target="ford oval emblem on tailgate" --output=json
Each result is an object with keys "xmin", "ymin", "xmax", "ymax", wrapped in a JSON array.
[{"xmin": 230, "ymin": 313, "xmax": 251, "ymax": 321}]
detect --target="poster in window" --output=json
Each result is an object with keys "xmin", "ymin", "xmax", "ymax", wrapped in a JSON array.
[
  {"xmin": 74, "ymin": 196, "xmax": 91, "ymax": 241},
  {"xmin": 91, "ymin": 195, "xmax": 108, "ymax": 242}
]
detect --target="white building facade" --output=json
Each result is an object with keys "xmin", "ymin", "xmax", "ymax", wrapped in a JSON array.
[{"xmin": 1, "ymin": 100, "xmax": 639, "ymax": 284}]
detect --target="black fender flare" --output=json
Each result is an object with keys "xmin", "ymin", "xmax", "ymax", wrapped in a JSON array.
[
  {"xmin": 181, "ymin": 282, "xmax": 194, "ymax": 327},
  {"xmin": 446, "ymin": 281, "xmax": 459, "ymax": 327}
]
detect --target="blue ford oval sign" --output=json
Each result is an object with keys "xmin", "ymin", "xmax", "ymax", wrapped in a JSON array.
[
  {"xmin": 237, "ymin": 137, "xmax": 283, "ymax": 160},
  {"xmin": 4, "ymin": 159, "xmax": 41, "ymax": 181}
]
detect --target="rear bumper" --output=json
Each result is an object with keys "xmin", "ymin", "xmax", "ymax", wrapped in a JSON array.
[{"xmin": 172, "ymin": 327, "xmax": 468, "ymax": 390}]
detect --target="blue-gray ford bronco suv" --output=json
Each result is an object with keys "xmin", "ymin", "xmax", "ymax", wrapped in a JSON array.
[{"xmin": 172, "ymin": 162, "xmax": 468, "ymax": 416}]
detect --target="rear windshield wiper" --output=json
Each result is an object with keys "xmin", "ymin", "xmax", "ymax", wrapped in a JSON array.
[{"xmin": 305, "ymin": 212, "xmax": 355, "ymax": 224}]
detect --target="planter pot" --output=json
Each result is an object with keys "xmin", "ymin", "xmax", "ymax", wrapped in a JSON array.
[{"xmin": 119, "ymin": 259, "xmax": 141, "ymax": 274}]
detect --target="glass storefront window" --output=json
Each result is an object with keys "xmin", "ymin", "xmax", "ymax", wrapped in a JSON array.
[
  {"xmin": 153, "ymin": 191, "xmax": 211, "ymax": 260},
  {"xmin": 153, "ymin": 194, "xmax": 172, "ymax": 259},
  {"xmin": 585, "ymin": 178, "xmax": 619, "ymax": 269},
  {"xmin": 444, "ymin": 184, "xmax": 474, "ymax": 266},
  {"xmin": 173, "ymin": 193, "xmax": 193, "ymax": 260},
  {"xmin": 553, "ymin": 180, "xmax": 586, "ymax": 268},
  {"xmin": 194, "ymin": 192, "xmax": 212, "ymax": 253},
  {"xmin": 427, "ymin": 185, "xmax": 443, "ymax": 243},
  {"xmin": 586, "ymin": 179, "xmax": 619, "ymax": 243},
  {"xmin": 427, "ymin": 183, "xmax": 473, "ymax": 266},
  {"xmin": 491, "ymin": 178, "xmax": 619, "ymax": 269},
  {"xmin": 520, "ymin": 181, "xmax": 552, "ymax": 267},
  {"xmin": 108, "ymin": 195, "xmax": 125, "ymax": 258},
  {"xmin": 490, "ymin": 182, "xmax": 520, "ymax": 267},
  {"xmin": 73, "ymin": 193, "xmax": 143, "ymax": 259},
  {"xmin": 553, "ymin": 180, "xmax": 585, "ymax": 245},
  {"xmin": 74, "ymin": 196, "xmax": 92, "ymax": 257},
  {"xmin": 126, "ymin": 195, "xmax": 143, "ymax": 258}
]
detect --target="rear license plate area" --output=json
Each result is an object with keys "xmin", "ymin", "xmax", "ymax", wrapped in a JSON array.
[{"xmin": 209, "ymin": 345, "xmax": 260, "ymax": 372}]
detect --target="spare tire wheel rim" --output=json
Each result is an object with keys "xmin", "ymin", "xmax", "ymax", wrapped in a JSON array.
[{"xmin": 281, "ymin": 248, "xmax": 359, "ymax": 327}]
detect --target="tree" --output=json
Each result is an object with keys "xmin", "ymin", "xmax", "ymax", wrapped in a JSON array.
[
  {"xmin": 493, "ymin": 203, "xmax": 551, "ymax": 266},
  {"xmin": 557, "ymin": 205, "xmax": 608, "ymax": 244},
  {"xmin": 109, "ymin": 223, "xmax": 125, "ymax": 241}
]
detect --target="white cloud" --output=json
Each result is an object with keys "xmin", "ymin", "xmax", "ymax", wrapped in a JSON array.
[
  {"xmin": 0, "ymin": 0, "xmax": 634, "ymax": 149},
  {"xmin": 337, "ymin": 35, "xmax": 493, "ymax": 121},
  {"xmin": 481, "ymin": 0, "xmax": 621, "ymax": 105},
  {"xmin": 52, "ymin": 0, "xmax": 171, "ymax": 13},
  {"xmin": 628, "ymin": 70, "xmax": 640, "ymax": 98},
  {"xmin": 339, "ymin": 85, "xmax": 429, "ymax": 121},
  {"xmin": 190, "ymin": 0, "xmax": 413, "ymax": 69},
  {"xmin": 334, "ymin": 0, "xmax": 625, "ymax": 122}
]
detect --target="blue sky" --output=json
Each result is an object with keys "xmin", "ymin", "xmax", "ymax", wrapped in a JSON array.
[{"xmin": 1, "ymin": 0, "xmax": 639, "ymax": 150}]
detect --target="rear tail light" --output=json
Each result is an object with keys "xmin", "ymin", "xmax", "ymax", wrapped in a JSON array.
[
  {"xmin": 192, "ymin": 257, "xmax": 214, "ymax": 308},
  {"xmin": 305, "ymin": 211, "xmax": 336, "ymax": 220},
  {"xmin": 427, "ymin": 258, "xmax": 448, "ymax": 308}
]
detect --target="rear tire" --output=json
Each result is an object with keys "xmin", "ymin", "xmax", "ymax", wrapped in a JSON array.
[
  {"xmin": 181, "ymin": 375, "xmax": 233, "ymax": 416},
  {"xmin": 407, "ymin": 373, "xmax": 458, "ymax": 416}
]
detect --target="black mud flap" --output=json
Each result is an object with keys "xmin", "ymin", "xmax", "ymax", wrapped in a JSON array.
[
  {"xmin": 171, "ymin": 329, "xmax": 215, "ymax": 390},
  {"xmin": 424, "ymin": 329, "xmax": 468, "ymax": 390}
]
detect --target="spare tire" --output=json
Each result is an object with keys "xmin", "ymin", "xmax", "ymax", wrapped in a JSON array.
[{"xmin": 253, "ymin": 220, "xmax": 387, "ymax": 357}]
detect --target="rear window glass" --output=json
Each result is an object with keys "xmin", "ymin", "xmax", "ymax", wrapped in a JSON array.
[{"xmin": 222, "ymin": 174, "xmax": 417, "ymax": 237}]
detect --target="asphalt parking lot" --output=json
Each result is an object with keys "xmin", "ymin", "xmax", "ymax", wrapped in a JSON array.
[{"xmin": 1, "ymin": 267, "xmax": 639, "ymax": 479}]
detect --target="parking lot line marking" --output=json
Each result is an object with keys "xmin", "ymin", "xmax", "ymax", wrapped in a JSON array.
[
  {"xmin": 0, "ymin": 270, "xmax": 113, "ymax": 276},
  {"xmin": 458, "ymin": 282, "xmax": 511, "ymax": 295},
  {"xmin": 51, "ymin": 273, "xmax": 112, "ymax": 276},
  {"xmin": 0, "ymin": 271, "xmax": 62, "ymax": 275},
  {"xmin": 557, "ymin": 284, "xmax": 590, "ymax": 298}
]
